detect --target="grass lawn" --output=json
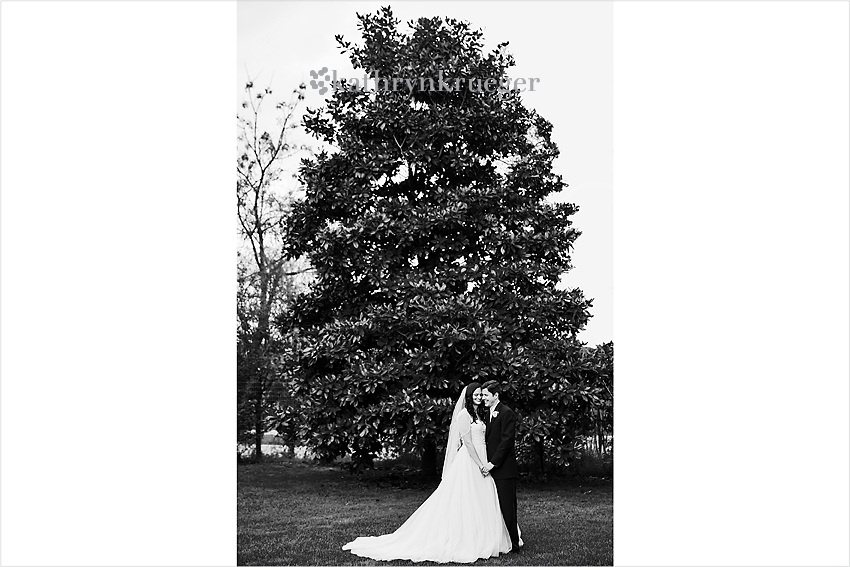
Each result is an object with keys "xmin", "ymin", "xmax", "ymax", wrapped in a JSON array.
[{"xmin": 238, "ymin": 459, "xmax": 612, "ymax": 566}]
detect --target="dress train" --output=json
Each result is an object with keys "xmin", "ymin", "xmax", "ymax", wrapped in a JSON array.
[{"xmin": 342, "ymin": 424, "xmax": 512, "ymax": 563}]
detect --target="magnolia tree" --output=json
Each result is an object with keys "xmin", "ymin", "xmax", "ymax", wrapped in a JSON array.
[
  {"xmin": 276, "ymin": 7, "xmax": 609, "ymax": 475},
  {"xmin": 515, "ymin": 341, "xmax": 613, "ymax": 473}
]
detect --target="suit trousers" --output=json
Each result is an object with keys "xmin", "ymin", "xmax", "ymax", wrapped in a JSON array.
[{"xmin": 493, "ymin": 477, "xmax": 519, "ymax": 549}]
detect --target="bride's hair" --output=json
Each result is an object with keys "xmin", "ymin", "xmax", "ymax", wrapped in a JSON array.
[{"xmin": 464, "ymin": 382, "xmax": 485, "ymax": 423}]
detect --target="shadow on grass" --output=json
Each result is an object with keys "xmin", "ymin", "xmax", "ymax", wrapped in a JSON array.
[{"xmin": 238, "ymin": 459, "xmax": 612, "ymax": 566}]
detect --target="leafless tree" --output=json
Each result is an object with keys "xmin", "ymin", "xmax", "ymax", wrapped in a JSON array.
[{"xmin": 237, "ymin": 80, "xmax": 312, "ymax": 461}]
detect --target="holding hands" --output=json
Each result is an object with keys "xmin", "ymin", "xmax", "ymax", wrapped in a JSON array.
[{"xmin": 480, "ymin": 462, "xmax": 495, "ymax": 477}]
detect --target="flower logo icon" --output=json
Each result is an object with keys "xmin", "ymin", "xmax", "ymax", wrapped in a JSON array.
[{"xmin": 309, "ymin": 67, "xmax": 331, "ymax": 95}]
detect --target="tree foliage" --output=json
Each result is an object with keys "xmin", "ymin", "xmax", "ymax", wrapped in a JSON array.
[{"xmin": 276, "ymin": 7, "xmax": 607, "ymax": 474}]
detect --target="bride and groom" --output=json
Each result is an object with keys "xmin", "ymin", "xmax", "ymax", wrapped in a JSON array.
[{"xmin": 343, "ymin": 380, "xmax": 523, "ymax": 563}]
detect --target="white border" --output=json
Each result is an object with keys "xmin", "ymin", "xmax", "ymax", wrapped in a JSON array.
[
  {"xmin": 1, "ymin": 2, "xmax": 236, "ymax": 565},
  {"xmin": 614, "ymin": 2, "xmax": 850, "ymax": 565}
]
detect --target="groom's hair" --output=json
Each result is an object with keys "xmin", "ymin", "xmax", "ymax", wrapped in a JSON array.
[{"xmin": 481, "ymin": 380, "xmax": 501, "ymax": 396}]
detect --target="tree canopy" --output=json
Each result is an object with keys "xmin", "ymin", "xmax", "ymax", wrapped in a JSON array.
[{"xmin": 276, "ymin": 7, "xmax": 607, "ymax": 474}]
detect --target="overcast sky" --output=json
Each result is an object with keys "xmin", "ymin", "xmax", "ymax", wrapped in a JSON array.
[{"xmin": 237, "ymin": 2, "xmax": 613, "ymax": 345}]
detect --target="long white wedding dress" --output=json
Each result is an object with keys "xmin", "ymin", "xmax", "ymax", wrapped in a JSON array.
[{"xmin": 342, "ymin": 409, "xmax": 513, "ymax": 563}]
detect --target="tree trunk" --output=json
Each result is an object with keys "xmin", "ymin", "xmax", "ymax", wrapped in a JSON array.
[
  {"xmin": 597, "ymin": 424, "xmax": 605, "ymax": 454},
  {"xmin": 253, "ymin": 396, "xmax": 264, "ymax": 462},
  {"xmin": 535, "ymin": 439, "xmax": 546, "ymax": 474},
  {"xmin": 420, "ymin": 438, "xmax": 437, "ymax": 477}
]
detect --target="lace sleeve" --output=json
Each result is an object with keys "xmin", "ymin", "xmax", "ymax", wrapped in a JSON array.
[
  {"xmin": 459, "ymin": 410, "xmax": 484, "ymax": 468},
  {"xmin": 457, "ymin": 409, "xmax": 472, "ymax": 440}
]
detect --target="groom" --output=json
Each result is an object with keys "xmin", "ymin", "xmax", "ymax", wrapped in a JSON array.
[{"xmin": 480, "ymin": 380, "xmax": 521, "ymax": 552}]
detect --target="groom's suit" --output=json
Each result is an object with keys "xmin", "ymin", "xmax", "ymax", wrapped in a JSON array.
[{"xmin": 485, "ymin": 401, "xmax": 519, "ymax": 550}]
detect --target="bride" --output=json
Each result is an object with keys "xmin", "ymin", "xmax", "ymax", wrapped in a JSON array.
[{"xmin": 342, "ymin": 383, "xmax": 515, "ymax": 563}]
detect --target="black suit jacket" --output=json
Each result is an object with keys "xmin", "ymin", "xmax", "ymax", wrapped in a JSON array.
[{"xmin": 485, "ymin": 401, "xmax": 518, "ymax": 479}]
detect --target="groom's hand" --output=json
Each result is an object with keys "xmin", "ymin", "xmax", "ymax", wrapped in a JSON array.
[{"xmin": 482, "ymin": 462, "xmax": 495, "ymax": 474}]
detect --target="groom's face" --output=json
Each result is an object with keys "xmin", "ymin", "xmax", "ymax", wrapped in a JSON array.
[{"xmin": 481, "ymin": 388, "xmax": 497, "ymax": 408}]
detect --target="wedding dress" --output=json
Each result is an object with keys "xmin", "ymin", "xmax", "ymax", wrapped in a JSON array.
[{"xmin": 342, "ymin": 390, "xmax": 513, "ymax": 563}]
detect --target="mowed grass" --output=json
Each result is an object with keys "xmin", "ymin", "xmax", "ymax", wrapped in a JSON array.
[{"xmin": 238, "ymin": 460, "xmax": 612, "ymax": 566}]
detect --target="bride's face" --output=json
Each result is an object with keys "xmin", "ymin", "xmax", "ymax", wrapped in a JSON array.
[{"xmin": 472, "ymin": 388, "xmax": 483, "ymax": 405}]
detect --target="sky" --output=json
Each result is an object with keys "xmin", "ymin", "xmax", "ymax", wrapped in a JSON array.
[{"xmin": 237, "ymin": 2, "xmax": 613, "ymax": 345}]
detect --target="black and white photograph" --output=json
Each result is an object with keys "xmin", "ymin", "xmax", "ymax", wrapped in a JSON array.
[
  {"xmin": 237, "ymin": 2, "xmax": 612, "ymax": 565},
  {"xmin": 2, "ymin": 2, "xmax": 849, "ymax": 567}
]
